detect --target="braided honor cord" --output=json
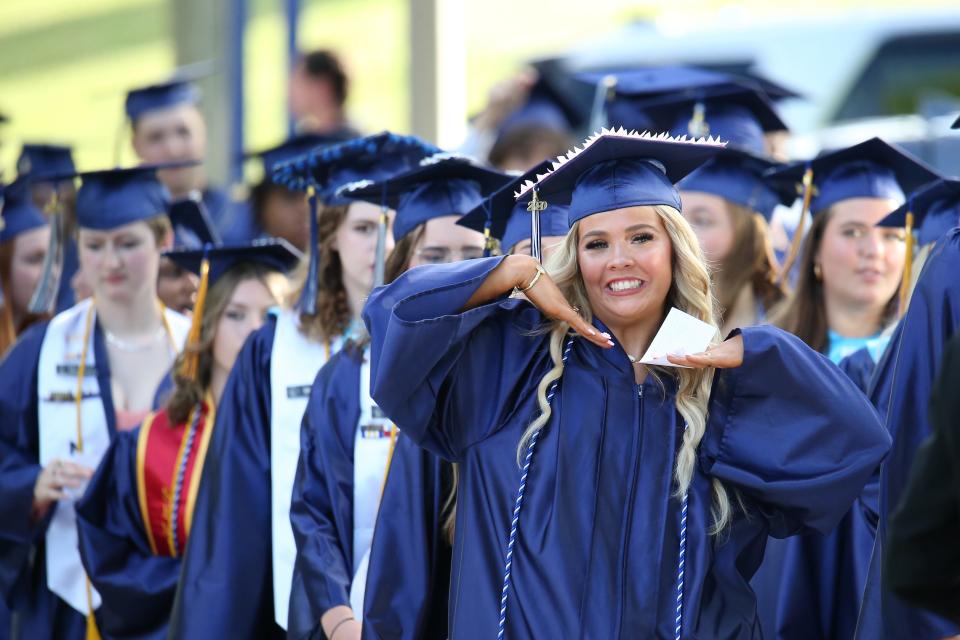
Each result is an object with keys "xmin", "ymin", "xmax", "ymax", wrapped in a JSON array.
[
  {"xmin": 675, "ymin": 421, "xmax": 690, "ymax": 640},
  {"xmin": 497, "ymin": 337, "xmax": 574, "ymax": 639}
]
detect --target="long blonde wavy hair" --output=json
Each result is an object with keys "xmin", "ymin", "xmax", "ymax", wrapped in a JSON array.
[{"xmin": 519, "ymin": 204, "xmax": 733, "ymax": 534}]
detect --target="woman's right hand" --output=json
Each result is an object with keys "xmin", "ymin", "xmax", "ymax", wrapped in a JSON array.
[
  {"xmin": 32, "ymin": 459, "xmax": 94, "ymax": 516},
  {"xmin": 464, "ymin": 255, "xmax": 612, "ymax": 349},
  {"xmin": 518, "ymin": 258, "xmax": 614, "ymax": 350}
]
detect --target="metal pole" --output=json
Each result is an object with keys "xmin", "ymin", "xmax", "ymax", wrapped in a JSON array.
[
  {"xmin": 285, "ymin": 0, "xmax": 301, "ymax": 136},
  {"xmin": 227, "ymin": 0, "xmax": 247, "ymax": 184}
]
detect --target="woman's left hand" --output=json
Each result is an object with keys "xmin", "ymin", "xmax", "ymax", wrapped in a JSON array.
[{"xmin": 667, "ymin": 334, "xmax": 744, "ymax": 369}]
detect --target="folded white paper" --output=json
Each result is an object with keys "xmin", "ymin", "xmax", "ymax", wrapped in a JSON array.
[{"xmin": 639, "ymin": 307, "xmax": 717, "ymax": 367}]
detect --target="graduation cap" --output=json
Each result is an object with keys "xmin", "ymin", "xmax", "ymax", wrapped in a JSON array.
[
  {"xmin": 74, "ymin": 165, "xmax": 174, "ymax": 230},
  {"xmin": 165, "ymin": 238, "xmax": 302, "ymax": 381},
  {"xmin": 167, "ymin": 196, "xmax": 221, "ymax": 248},
  {"xmin": 245, "ymin": 132, "xmax": 356, "ymax": 184},
  {"xmin": 271, "ymin": 132, "xmax": 439, "ymax": 315},
  {"xmin": 271, "ymin": 131, "xmax": 440, "ymax": 203},
  {"xmin": 457, "ymin": 160, "xmax": 570, "ymax": 255},
  {"xmin": 581, "ymin": 66, "xmax": 797, "ymax": 141},
  {"xmin": 765, "ymin": 137, "xmax": 941, "ymax": 282},
  {"xmin": 16, "ymin": 144, "xmax": 76, "ymax": 182},
  {"xmin": 0, "ymin": 178, "xmax": 47, "ymax": 243},
  {"xmin": 952, "ymin": 114, "xmax": 960, "ymax": 129},
  {"xmin": 340, "ymin": 154, "xmax": 512, "ymax": 242},
  {"xmin": 125, "ymin": 79, "xmax": 201, "ymax": 121},
  {"xmin": 677, "ymin": 150, "xmax": 794, "ymax": 221},
  {"xmin": 163, "ymin": 238, "xmax": 302, "ymax": 287},
  {"xmin": 877, "ymin": 177, "xmax": 958, "ymax": 312},
  {"xmin": 578, "ymin": 66, "xmax": 799, "ymax": 103},
  {"xmin": 517, "ymin": 129, "xmax": 725, "ymax": 228},
  {"xmin": 642, "ymin": 87, "xmax": 787, "ymax": 157}
]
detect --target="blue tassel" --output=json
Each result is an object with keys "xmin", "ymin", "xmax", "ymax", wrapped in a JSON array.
[{"xmin": 298, "ymin": 187, "xmax": 320, "ymax": 315}]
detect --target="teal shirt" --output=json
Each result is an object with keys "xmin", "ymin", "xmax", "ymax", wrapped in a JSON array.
[{"xmin": 827, "ymin": 329, "xmax": 890, "ymax": 365}]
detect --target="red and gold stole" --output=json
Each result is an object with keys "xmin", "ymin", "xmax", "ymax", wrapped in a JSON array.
[{"xmin": 135, "ymin": 396, "xmax": 216, "ymax": 557}]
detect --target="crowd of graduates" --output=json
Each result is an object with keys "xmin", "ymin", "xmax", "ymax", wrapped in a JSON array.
[{"xmin": 1, "ymin": 46, "xmax": 960, "ymax": 640}]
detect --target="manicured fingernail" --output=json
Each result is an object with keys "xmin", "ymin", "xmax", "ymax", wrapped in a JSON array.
[
  {"xmin": 601, "ymin": 332, "xmax": 612, "ymax": 340},
  {"xmin": 606, "ymin": 340, "xmax": 614, "ymax": 347}
]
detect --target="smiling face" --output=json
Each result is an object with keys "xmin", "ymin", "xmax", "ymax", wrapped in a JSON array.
[
  {"xmin": 77, "ymin": 221, "xmax": 163, "ymax": 305},
  {"xmin": 816, "ymin": 197, "xmax": 905, "ymax": 314},
  {"xmin": 576, "ymin": 206, "xmax": 674, "ymax": 328}
]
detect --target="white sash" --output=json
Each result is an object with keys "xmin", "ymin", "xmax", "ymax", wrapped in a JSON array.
[
  {"xmin": 349, "ymin": 347, "xmax": 394, "ymax": 617},
  {"xmin": 270, "ymin": 309, "xmax": 337, "ymax": 629},
  {"xmin": 37, "ymin": 299, "xmax": 189, "ymax": 615}
]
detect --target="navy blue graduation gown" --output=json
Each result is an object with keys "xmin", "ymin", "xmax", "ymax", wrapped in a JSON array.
[
  {"xmin": 167, "ymin": 316, "xmax": 284, "ymax": 640},
  {"xmin": 750, "ymin": 342, "xmax": 885, "ymax": 640},
  {"xmin": 363, "ymin": 258, "xmax": 890, "ymax": 639},
  {"xmin": 286, "ymin": 347, "xmax": 361, "ymax": 639},
  {"xmin": 854, "ymin": 229, "xmax": 960, "ymax": 639},
  {"xmin": 838, "ymin": 347, "xmax": 879, "ymax": 395},
  {"xmin": 0, "ymin": 320, "xmax": 117, "ymax": 640},
  {"xmin": 74, "ymin": 430, "xmax": 176, "ymax": 640},
  {"xmin": 362, "ymin": 433, "xmax": 452, "ymax": 640}
]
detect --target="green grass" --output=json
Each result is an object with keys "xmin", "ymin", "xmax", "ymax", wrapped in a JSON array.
[{"xmin": 0, "ymin": 0, "xmax": 955, "ymax": 178}]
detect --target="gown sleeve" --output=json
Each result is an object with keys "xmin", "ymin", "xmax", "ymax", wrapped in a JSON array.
[
  {"xmin": 363, "ymin": 258, "xmax": 548, "ymax": 461},
  {"xmin": 883, "ymin": 331, "xmax": 960, "ymax": 623},
  {"xmin": 362, "ymin": 434, "xmax": 452, "ymax": 640},
  {"xmin": 0, "ymin": 323, "xmax": 49, "ymax": 599},
  {"xmin": 286, "ymin": 351, "xmax": 360, "ymax": 639},
  {"xmin": 76, "ymin": 428, "xmax": 179, "ymax": 640},
  {"xmin": 167, "ymin": 321, "xmax": 280, "ymax": 639},
  {"xmin": 699, "ymin": 325, "xmax": 891, "ymax": 538}
]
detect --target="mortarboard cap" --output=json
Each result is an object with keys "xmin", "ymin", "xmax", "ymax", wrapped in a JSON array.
[
  {"xmin": 16, "ymin": 144, "xmax": 76, "ymax": 182},
  {"xmin": 271, "ymin": 131, "xmax": 440, "ymax": 204},
  {"xmin": 246, "ymin": 132, "xmax": 356, "ymax": 184},
  {"xmin": 0, "ymin": 178, "xmax": 48, "ymax": 243},
  {"xmin": 877, "ymin": 178, "xmax": 960, "ymax": 247},
  {"xmin": 125, "ymin": 80, "xmax": 201, "ymax": 121},
  {"xmin": 341, "ymin": 154, "xmax": 511, "ymax": 241},
  {"xmin": 73, "ymin": 164, "xmax": 190, "ymax": 230},
  {"xmin": 765, "ymin": 137, "xmax": 940, "ymax": 216},
  {"xmin": 678, "ymin": 150, "xmax": 795, "ymax": 221},
  {"xmin": 643, "ymin": 88, "xmax": 787, "ymax": 157},
  {"xmin": 164, "ymin": 238, "xmax": 302, "ymax": 287},
  {"xmin": 457, "ymin": 160, "xmax": 570, "ymax": 253},
  {"xmin": 516, "ymin": 129, "xmax": 725, "ymax": 227},
  {"xmin": 952, "ymin": 114, "xmax": 959, "ymax": 129}
]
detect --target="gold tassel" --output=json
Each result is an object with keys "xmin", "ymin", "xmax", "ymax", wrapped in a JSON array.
[
  {"xmin": 778, "ymin": 166, "xmax": 815, "ymax": 286},
  {"xmin": 898, "ymin": 211, "xmax": 915, "ymax": 317},
  {"xmin": 85, "ymin": 579, "xmax": 101, "ymax": 640},
  {"xmin": 179, "ymin": 256, "xmax": 210, "ymax": 381}
]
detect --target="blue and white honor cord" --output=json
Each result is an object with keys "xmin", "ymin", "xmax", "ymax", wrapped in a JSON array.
[
  {"xmin": 498, "ymin": 337, "xmax": 573, "ymax": 640},
  {"xmin": 169, "ymin": 403, "xmax": 203, "ymax": 556},
  {"xmin": 497, "ymin": 336, "xmax": 693, "ymax": 640},
  {"xmin": 675, "ymin": 435, "xmax": 689, "ymax": 640}
]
